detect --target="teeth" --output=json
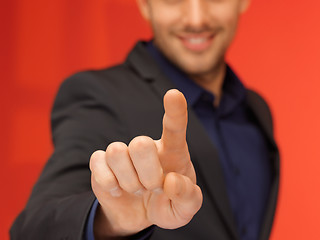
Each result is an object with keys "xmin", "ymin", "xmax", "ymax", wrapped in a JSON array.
[{"xmin": 187, "ymin": 38, "xmax": 206, "ymax": 44}]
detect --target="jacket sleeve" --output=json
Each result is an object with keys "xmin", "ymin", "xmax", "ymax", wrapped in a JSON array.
[{"xmin": 10, "ymin": 71, "xmax": 130, "ymax": 240}]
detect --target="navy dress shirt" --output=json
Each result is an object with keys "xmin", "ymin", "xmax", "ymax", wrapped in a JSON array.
[{"xmin": 86, "ymin": 41, "xmax": 272, "ymax": 240}]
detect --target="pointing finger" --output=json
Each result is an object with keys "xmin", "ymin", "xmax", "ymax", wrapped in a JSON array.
[{"xmin": 161, "ymin": 89, "xmax": 188, "ymax": 151}]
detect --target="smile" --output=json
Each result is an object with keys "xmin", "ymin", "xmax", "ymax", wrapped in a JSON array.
[
  {"xmin": 179, "ymin": 35, "xmax": 214, "ymax": 52},
  {"xmin": 187, "ymin": 37, "xmax": 207, "ymax": 44}
]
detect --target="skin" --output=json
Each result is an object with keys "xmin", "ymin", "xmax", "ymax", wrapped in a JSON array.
[
  {"xmin": 138, "ymin": 0, "xmax": 250, "ymax": 105},
  {"xmin": 90, "ymin": 0, "xmax": 250, "ymax": 238}
]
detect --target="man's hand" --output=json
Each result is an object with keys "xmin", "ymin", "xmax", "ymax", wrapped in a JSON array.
[{"xmin": 89, "ymin": 89, "xmax": 203, "ymax": 238}]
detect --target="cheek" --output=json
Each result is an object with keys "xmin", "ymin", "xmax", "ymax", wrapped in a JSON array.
[
  {"xmin": 152, "ymin": 4, "xmax": 176, "ymax": 23},
  {"xmin": 151, "ymin": 4, "xmax": 183, "ymax": 37},
  {"xmin": 209, "ymin": 2, "xmax": 240, "ymax": 29},
  {"xmin": 151, "ymin": 17, "xmax": 172, "ymax": 41},
  {"xmin": 213, "ymin": 10, "xmax": 240, "ymax": 44}
]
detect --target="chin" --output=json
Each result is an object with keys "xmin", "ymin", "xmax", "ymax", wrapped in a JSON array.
[
  {"xmin": 178, "ymin": 59, "xmax": 217, "ymax": 74},
  {"xmin": 179, "ymin": 65, "xmax": 210, "ymax": 77}
]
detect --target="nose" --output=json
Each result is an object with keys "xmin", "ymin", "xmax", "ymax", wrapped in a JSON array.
[{"xmin": 183, "ymin": 0, "xmax": 208, "ymax": 29}]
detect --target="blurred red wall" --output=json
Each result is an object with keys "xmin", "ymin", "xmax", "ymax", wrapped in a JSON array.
[{"xmin": 1, "ymin": 0, "xmax": 320, "ymax": 239}]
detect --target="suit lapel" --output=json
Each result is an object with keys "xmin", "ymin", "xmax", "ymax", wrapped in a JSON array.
[
  {"xmin": 126, "ymin": 42, "xmax": 240, "ymax": 239},
  {"xmin": 245, "ymin": 90, "xmax": 278, "ymax": 150},
  {"xmin": 186, "ymin": 110, "xmax": 240, "ymax": 239},
  {"xmin": 245, "ymin": 91, "xmax": 280, "ymax": 240}
]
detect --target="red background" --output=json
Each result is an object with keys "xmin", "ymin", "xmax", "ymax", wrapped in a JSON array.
[{"xmin": 1, "ymin": 0, "xmax": 320, "ymax": 239}]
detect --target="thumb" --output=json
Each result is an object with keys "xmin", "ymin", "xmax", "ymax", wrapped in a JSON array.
[{"xmin": 164, "ymin": 172, "xmax": 203, "ymax": 223}]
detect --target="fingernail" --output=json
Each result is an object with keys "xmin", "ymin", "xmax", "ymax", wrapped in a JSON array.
[
  {"xmin": 152, "ymin": 187, "xmax": 163, "ymax": 194},
  {"xmin": 109, "ymin": 187, "xmax": 122, "ymax": 197},
  {"xmin": 134, "ymin": 189, "xmax": 144, "ymax": 196}
]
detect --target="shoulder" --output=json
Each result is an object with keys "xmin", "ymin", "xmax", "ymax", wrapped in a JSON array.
[
  {"xmin": 51, "ymin": 64, "xmax": 133, "ymax": 132},
  {"xmin": 59, "ymin": 64, "xmax": 133, "ymax": 94},
  {"xmin": 246, "ymin": 89, "xmax": 270, "ymax": 110},
  {"xmin": 53, "ymin": 62, "xmax": 143, "ymax": 107}
]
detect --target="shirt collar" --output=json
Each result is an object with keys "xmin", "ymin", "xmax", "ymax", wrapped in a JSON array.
[
  {"xmin": 219, "ymin": 66, "xmax": 246, "ymax": 117},
  {"xmin": 146, "ymin": 41, "xmax": 246, "ymax": 117}
]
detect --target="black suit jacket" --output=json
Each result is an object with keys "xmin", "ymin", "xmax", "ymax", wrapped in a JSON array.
[{"xmin": 11, "ymin": 42, "xmax": 280, "ymax": 240}]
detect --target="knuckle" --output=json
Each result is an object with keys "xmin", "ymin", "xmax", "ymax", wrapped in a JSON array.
[
  {"xmin": 106, "ymin": 142, "xmax": 127, "ymax": 154},
  {"xmin": 89, "ymin": 150, "xmax": 105, "ymax": 172},
  {"xmin": 106, "ymin": 142, "xmax": 128, "ymax": 158},
  {"xmin": 129, "ymin": 136, "xmax": 154, "ymax": 151}
]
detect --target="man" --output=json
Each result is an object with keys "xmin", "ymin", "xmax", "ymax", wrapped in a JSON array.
[{"xmin": 11, "ymin": 0, "xmax": 279, "ymax": 240}]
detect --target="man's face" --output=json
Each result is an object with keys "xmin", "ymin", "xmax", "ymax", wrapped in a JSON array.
[{"xmin": 138, "ymin": 0, "xmax": 249, "ymax": 77}]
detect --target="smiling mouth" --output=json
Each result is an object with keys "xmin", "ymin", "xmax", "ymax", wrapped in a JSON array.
[
  {"xmin": 179, "ymin": 35, "xmax": 215, "ymax": 52},
  {"xmin": 188, "ymin": 38, "xmax": 207, "ymax": 44}
]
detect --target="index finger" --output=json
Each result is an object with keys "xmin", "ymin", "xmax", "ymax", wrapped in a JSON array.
[{"xmin": 161, "ymin": 89, "xmax": 188, "ymax": 151}]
